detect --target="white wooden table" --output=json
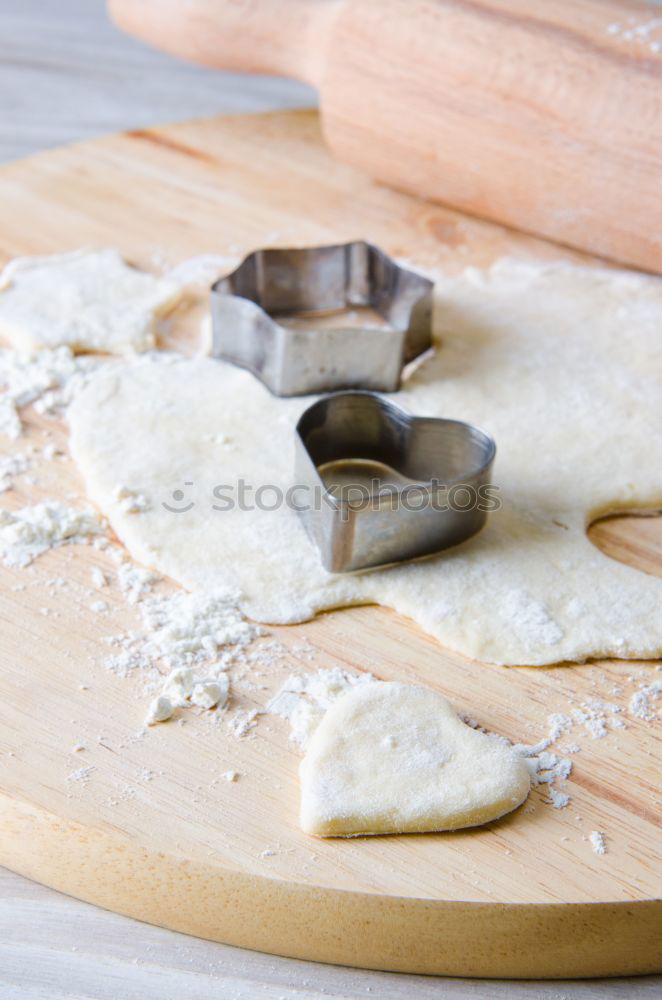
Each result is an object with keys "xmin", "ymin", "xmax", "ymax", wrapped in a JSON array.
[
  {"xmin": 0, "ymin": 0, "xmax": 314, "ymax": 162},
  {"xmin": 0, "ymin": 2, "xmax": 660, "ymax": 996}
]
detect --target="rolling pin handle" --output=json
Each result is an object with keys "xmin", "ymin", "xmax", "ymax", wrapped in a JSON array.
[{"xmin": 108, "ymin": 0, "xmax": 341, "ymax": 87}]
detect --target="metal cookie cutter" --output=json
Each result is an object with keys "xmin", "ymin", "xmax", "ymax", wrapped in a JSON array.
[
  {"xmin": 210, "ymin": 242, "xmax": 433, "ymax": 396},
  {"xmin": 295, "ymin": 392, "xmax": 496, "ymax": 573}
]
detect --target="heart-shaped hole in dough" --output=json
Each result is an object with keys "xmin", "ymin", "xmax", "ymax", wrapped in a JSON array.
[{"xmin": 588, "ymin": 511, "xmax": 662, "ymax": 579}]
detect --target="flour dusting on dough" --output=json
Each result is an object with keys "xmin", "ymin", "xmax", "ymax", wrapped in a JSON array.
[
  {"xmin": 298, "ymin": 682, "xmax": 531, "ymax": 837},
  {"xmin": 0, "ymin": 248, "xmax": 182, "ymax": 354},
  {"xmin": 67, "ymin": 259, "xmax": 662, "ymax": 666}
]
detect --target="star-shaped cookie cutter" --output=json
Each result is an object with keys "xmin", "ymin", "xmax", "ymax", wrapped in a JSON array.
[
  {"xmin": 210, "ymin": 242, "xmax": 434, "ymax": 396},
  {"xmin": 295, "ymin": 392, "xmax": 496, "ymax": 573}
]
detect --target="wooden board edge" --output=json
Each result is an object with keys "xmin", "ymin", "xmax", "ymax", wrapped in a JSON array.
[
  {"xmin": 1, "ymin": 792, "xmax": 659, "ymax": 979},
  {"xmin": 0, "ymin": 108, "xmax": 320, "ymax": 181}
]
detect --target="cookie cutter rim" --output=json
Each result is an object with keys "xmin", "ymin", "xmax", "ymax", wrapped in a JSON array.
[
  {"xmin": 210, "ymin": 241, "xmax": 434, "ymax": 396},
  {"xmin": 294, "ymin": 390, "xmax": 497, "ymax": 573}
]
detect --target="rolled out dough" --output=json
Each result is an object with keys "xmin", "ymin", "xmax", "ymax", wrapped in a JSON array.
[
  {"xmin": 299, "ymin": 682, "xmax": 531, "ymax": 837},
  {"xmin": 0, "ymin": 248, "xmax": 182, "ymax": 354},
  {"xmin": 68, "ymin": 259, "xmax": 662, "ymax": 666}
]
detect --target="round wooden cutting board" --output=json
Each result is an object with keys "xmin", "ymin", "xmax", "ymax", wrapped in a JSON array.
[{"xmin": 0, "ymin": 111, "xmax": 659, "ymax": 979}]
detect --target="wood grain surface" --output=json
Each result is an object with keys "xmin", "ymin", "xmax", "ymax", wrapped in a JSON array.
[{"xmin": 0, "ymin": 109, "xmax": 660, "ymax": 980}]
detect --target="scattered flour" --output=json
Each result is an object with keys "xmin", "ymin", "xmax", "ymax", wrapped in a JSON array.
[
  {"xmin": 66, "ymin": 765, "xmax": 96, "ymax": 784},
  {"xmin": 0, "ymin": 501, "xmax": 105, "ymax": 567},
  {"xmin": 100, "ymin": 586, "xmax": 263, "ymax": 727},
  {"xmin": 161, "ymin": 666, "xmax": 200, "ymax": 705},
  {"xmin": 547, "ymin": 713, "xmax": 573, "ymax": 743},
  {"xmin": 0, "ymin": 395, "xmax": 21, "ymax": 439},
  {"xmin": 228, "ymin": 708, "xmax": 259, "ymax": 739},
  {"xmin": 116, "ymin": 559, "xmax": 160, "ymax": 604},
  {"xmin": 191, "ymin": 678, "xmax": 228, "ymax": 709},
  {"xmin": 589, "ymin": 831, "xmax": 607, "ymax": 856},
  {"xmin": 113, "ymin": 484, "xmax": 151, "ymax": 514},
  {"xmin": 548, "ymin": 787, "xmax": 571, "ymax": 810},
  {"xmin": 0, "ymin": 344, "xmax": 100, "ymax": 436},
  {"xmin": 91, "ymin": 567, "xmax": 107, "ymax": 588},
  {"xmin": 267, "ymin": 667, "xmax": 376, "ymax": 748},
  {"xmin": 515, "ymin": 738, "xmax": 574, "ymax": 809},
  {"xmin": 140, "ymin": 589, "xmax": 264, "ymax": 665},
  {"xmin": 571, "ymin": 698, "xmax": 624, "ymax": 739},
  {"xmin": 144, "ymin": 665, "xmax": 230, "ymax": 725},
  {"xmin": 0, "ymin": 452, "xmax": 30, "ymax": 493},
  {"xmin": 628, "ymin": 680, "xmax": 662, "ymax": 721},
  {"xmin": 145, "ymin": 694, "xmax": 175, "ymax": 726}
]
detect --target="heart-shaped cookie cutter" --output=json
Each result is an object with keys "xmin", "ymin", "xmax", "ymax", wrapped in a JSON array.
[
  {"xmin": 295, "ymin": 392, "xmax": 496, "ymax": 572},
  {"xmin": 210, "ymin": 242, "xmax": 433, "ymax": 396}
]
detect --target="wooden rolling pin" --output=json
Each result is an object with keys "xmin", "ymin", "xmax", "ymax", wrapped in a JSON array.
[{"xmin": 109, "ymin": 0, "xmax": 662, "ymax": 273}]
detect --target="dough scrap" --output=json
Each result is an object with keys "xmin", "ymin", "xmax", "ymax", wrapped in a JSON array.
[
  {"xmin": 0, "ymin": 248, "xmax": 182, "ymax": 354},
  {"xmin": 299, "ymin": 682, "xmax": 531, "ymax": 836},
  {"xmin": 67, "ymin": 259, "xmax": 662, "ymax": 666}
]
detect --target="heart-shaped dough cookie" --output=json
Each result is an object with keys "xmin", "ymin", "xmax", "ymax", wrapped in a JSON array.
[{"xmin": 299, "ymin": 682, "xmax": 531, "ymax": 837}]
